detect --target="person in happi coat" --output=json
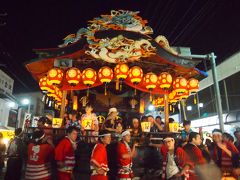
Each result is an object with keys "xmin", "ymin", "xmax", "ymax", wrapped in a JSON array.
[
  {"xmin": 55, "ymin": 126, "xmax": 79, "ymax": 180},
  {"xmin": 183, "ymin": 132, "xmax": 206, "ymax": 180},
  {"xmin": 211, "ymin": 129, "xmax": 239, "ymax": 178},
  {"xmin": 90, "ymin": 130, "xmax": 111, "ymax": 180},
  {"xmin": 117, "ymin": 130, "xmax": 138, "ymax": 180},
  {"xmin": 25, "ymin": 129, "xmax": 54, "ymax": 180},
  {"xmin": 160, "ymin": 135, "xmax": 191, "ymax": 180}
]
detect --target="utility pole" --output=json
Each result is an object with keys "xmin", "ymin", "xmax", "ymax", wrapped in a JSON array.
[{"xmin": 180, "ymin": 52, "xmax": 224, "ymax": 131}]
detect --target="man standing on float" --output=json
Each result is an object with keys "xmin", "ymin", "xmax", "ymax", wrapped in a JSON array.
[
  {"xmin": 117, "ymin": 130, "xmax": 138, "ymax": 180},
  {"xmin": 90, "ymin": 130, "xmax": 111, "ymax": 180}
]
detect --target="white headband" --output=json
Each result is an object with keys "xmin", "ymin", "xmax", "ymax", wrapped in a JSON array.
[
  {"xmin": 99, "ymin": 133, "xmax": 111, "ymax": 137},
  {"xmin": 121, "ymin": 130, "xmax": 130, "ymax": 137},
  {"xmin": 212, "ymin": 132, "xmax": 222, "ymax": 135},
  {"xmin": 163, "ymin": 137, "xmax": 174, "ymax": 141}
]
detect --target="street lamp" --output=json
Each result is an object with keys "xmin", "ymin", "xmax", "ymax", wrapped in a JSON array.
[
  {"xmin": 187, "ymin": 106, "xmax": 192, "ymax": 111},
  {"xmin": 198, "ymin": 103, "xmax": 204, "ymax": 108},
  {"xmin": 21, "ymin": 98, "xmax": 30, "ymax": 113}
]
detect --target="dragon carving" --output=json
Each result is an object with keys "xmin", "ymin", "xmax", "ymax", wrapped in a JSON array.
[{"xmin": 58, "ymin": 10, "xmax": 178, "ymax": 62}]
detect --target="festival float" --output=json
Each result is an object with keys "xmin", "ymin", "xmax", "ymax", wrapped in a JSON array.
[{"xmin": 25, "ymin": 10, "xmax": 206, "ymax": 131}]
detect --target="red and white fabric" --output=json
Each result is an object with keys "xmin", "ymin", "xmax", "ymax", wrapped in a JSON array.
[
  {"xmin": 213, "ymin": 141, "xmax": 239, "ymax": 176},
  {"xmin": 161, "ymin": 145, "xmax": 190, "ymax": 180},
  {"xmin": 25, "ymin": 143, "xmax": 53, "ymax": 180},
  {"xmin": 183, "ymin": 143, "xmax": 206, "ymax": 180},
  {"xmin": 90, "ymin": 143, "xmax": 109, "ymax": 180},
  {"xmin": 117, "ymin": 141, "xmax": 133, "ymax": 179},
  {"xmin": 55, "ymin": 137, "xmax": 76, "ymax": 180}
]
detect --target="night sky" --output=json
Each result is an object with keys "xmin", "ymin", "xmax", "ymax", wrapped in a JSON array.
[{"xmin": 1, "ymin": 0, "xmax": 240, "ymax": 94}]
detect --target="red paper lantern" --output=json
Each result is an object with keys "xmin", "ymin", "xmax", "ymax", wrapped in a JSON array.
[
  {"xmin": 143, "ymin": 72, "xmax": 158, "ymax": 90},
  {"xmin": 188, "ymin": 78, "xmax": 199, "ymax": 94},
  {"xmin": 173, "ymin": 77, "xmax": 187, "ymax": 93},
  {"xmin": 153, "ymin": 97, "xmax": 164, "ymax": 107},
  {"xmin": 98, "ymin": 66, "xmax": 113, "ymax": 83},
  {"xmin": 143, "ymin": 72, "xmax": 158, "ymax": 101},
  {"xmin": 169, "ymin": 91, "xmax": 178, "ymax": 104},
  {"xmin": 39, "ymin": 77, "xmax": 54, "ymax": 93},
  {"xmin": 158, "ymin": 72, "xmax": 172, "ymax": 89},
  {"xmin": 128, "ymin": 66, "xmax": 143, "ymax": 84},
  {"xmin": 180, "ymin": 90, "xmax": 189, "ymax": 99},
  {"xmin": 82, "ymin": 68, "xmax": 97, "ymax": 86},
  {"xmin": 114, "ymin": 63, "xmax": 129, "ymax": 79},
  {"xmin": 47, "ymin": 68, "xmax": 64, "ymax": 85},
  {"xmin": 66, "ymin": 68, "xmax": 81, "ymax": 85}
]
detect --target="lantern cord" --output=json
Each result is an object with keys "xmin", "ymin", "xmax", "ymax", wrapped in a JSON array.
[
  {"xmin": 134, "ymin": 83, "xmax": 137, "ymax": 96},
  {"xmin": 194, "ymin": 94, "xmax": 197, "ymax": 104},
  {"xmin": 87, "ymin": 87, "xmax": 90, "ymax": 97},
  {"xmin": 150, "ymin": 92, "xmax": 152, "ymax": 102},
  {"xmin": 120, "ymin": 80, "xmax": 122, "ymax": 91},
  {"xmin": 116, "ymin": 78, "xmax": 119, "ymax": 90},
  {"xmin": 104, "ymin": 83, "xmax": 107, "ymax": 96}
]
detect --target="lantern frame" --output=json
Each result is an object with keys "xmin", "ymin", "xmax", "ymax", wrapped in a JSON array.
[
  {"xmin": 82, "ymin": 68, "xmax": 97, "ymax": 86},
  {"xmin": 173, "ymin": 77, "xmax": 188, "ymax": 93},
  {"xmin": 158, "ymin": 72, "xmax": 172, "ymax": 89},
  {"xmin": 66, "ymin": 67, "xmax": 81, "ymax": 85},
  {"xmin": 98, "ymin": 66, "xmax": 114, "ymax": 83},
  {"xmin": 47, "ymin": 68, "xmax": 64, "ymax": 85}
]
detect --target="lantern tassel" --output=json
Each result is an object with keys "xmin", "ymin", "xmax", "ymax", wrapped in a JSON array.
[
  {"xmin": 120, "ymin": 80, "xmax": 122, "ymax": 91},
  {"xmin": 170, "ymin": 104, "xmax": 172, "ymax": 111},
  {"xmin": 150, "ymin": 92, "xmax": 152, "ymax": 102},
  {"xmin": 134, "ymin": 88, "xmax": 137, "ymax": 96},
  {"xmin": 116, "ymin": 79, "xmax": 119, "ymax": 90},
  {"xmin": 194, "ymin": 94, "xmax": 197, "ymax": 104},
  {"xmin": 173, "ymin": 107, "xmax": 175, "ymax": 113},
  {"xmin": 104, "ymin": 83, "xmax": 107, "ymax": 96},
  {"xmin": 87, "ymin": 87, "xmax": 89, "ymax": 97}
]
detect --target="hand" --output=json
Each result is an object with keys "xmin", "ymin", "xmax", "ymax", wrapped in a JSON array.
[
  {"xmin": 233, "ymin": 168, "xmax": 240, "ymax": 176},
  {"xmin": 217, "ymin": 143, "xmax": 226, "ymax": 150},
  {"xmin": 97, "ymin": 168, "xmax": 105, "ymax": 174},
  {"xmin": 175, "ymin": 172, "xmax": 183, "ymax": 177},
  {"xmin": 133, "ymin": 142, "xmax": 139, "ymax": 147}
]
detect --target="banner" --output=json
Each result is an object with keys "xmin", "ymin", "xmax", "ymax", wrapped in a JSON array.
[
  {"xmin": 32, "ymin": 116, "xmax": 40, "ymax": 127},
  {"xmin": 23, "ymin": 113, "xmax": 31, "ymax": 129}
]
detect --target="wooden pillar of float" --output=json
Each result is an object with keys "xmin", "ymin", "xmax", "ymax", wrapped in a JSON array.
[
  {"xmin": 60, "ymin": 90, "xmax": 67, "ymax": 119},
  {"xmin": 164, "ymin": 94, "xmax": 169, "ymax": 132}
]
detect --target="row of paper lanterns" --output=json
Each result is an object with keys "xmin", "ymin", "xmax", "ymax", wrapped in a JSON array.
[{"xmin": 39, "ymin": 63, "xmax": 199, "ymax": 103}]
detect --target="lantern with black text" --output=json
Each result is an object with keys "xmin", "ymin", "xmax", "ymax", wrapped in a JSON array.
[
  {"xmin": 173, "ymin": 77, "xmax": 187, "ymax": 93},
  {"xmin": 143, "ymin": 72, "xmax": 158, "ymax": 101},
  {"xmin": 114, "ymin": 63, "xmax": 129, "ymax": 90},
  {"xmin": 82, "ymin": 68, "xmax": 97, "ymax": 96},
  {"xmin": 47, "ymin": 68, "xmax": 63, "ymax": 85},
  {"xmin": 66, "ymin": 68, "xmax": 81, "ymax": 86},
  {"xmin": 158, "ymin": 72, "xmax": 172, "ymax": 89},
  {"xmin": 98, "ymin": 66, "xmax": 113, "ymax": 95},
  {"xmin": 128, "ymin": 66, "xmax": 143, "ymax": 95},
  {"xmin": 188, "ymin": 78, "xmax": 199, "ymax": 94}
]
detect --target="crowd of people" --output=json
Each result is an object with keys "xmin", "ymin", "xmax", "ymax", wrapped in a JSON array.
[{"xmin": 1, "ymin": 106, "xmax": 240, "ymax": 180}]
